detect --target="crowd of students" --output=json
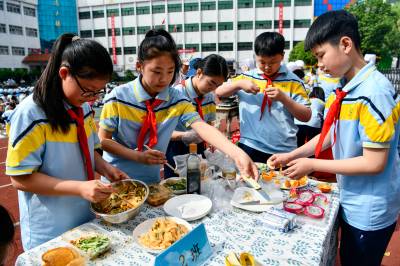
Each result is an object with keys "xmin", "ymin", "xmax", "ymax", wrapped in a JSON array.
[{"xmin": 2, "ymin": 10, "xmax": 399, "ymax": 266}]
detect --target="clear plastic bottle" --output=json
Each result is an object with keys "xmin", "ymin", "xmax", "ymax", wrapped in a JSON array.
[{"xmin": 186, "ymin": 143, "xmax": 201, "ymax": 194}]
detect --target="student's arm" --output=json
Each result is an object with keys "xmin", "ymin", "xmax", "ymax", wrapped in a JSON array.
[
  {"xmin": 94, "ymin": 151, "xmax": 129, "ymax": 181},
  {"xmin": 10, "ymin": 173, "xmax": 113, "ymax": 203},
  {"xmin": 98, "ymin": 128, "xmax": 166, "ymax": 165},
  {"xmin": 283, "ymin": 147, "xmax": 389, "ymax": 179},
  {"xmin": 216, "ymin": 80, "xmax": 259, "ymax": 98},
  {"xmin": 190, "ymin": 120, "xmax": 258, "ymax": 179},
  {"xmin": 170, "ymin": 130, "xmax": 186, "ymax": 141},
  {"xmin": 265, "ymin": 87, "xmax": 311, "ymax": 122},
  {"xmin": 268, "ymin": 133, "xmax": 330, "ymax": 167}
]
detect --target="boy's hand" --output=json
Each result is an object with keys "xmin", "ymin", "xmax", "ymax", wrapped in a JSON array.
[
  {"xmin": 233, "ymin": 150, "xmax": 259, "ymax": 180},
  {"xmin": 238, "ymin": 80, "xmax": 260, "ymax": 94},
  {"xmin": 79, "ymin": 180, "xmax": 114, "ymax": 203},
  {"xmin": 283, "ymin": 158, "xmax": 315, "ymax": 179},
  {"xmin": 138, "ymin": 149, "xmax": 167, "ymax": 165},
  {"xmin": 268, "ymin": 153, "xmax": 293, "ymax": 168},
  {"xmin": 265, "ymin": 87, "xmax": 288, "ymax": 102},
  {"xmin": 104, "ymin": 165, "xmax": 129, "ymax": 182}
]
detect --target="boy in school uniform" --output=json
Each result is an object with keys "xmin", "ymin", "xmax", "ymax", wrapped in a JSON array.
[
  {"xmin": 216, "ymin": 32, "xmax": 311, "ymax": 162},
  {"xmin": 269, "ymin": 10, "xmax": 400, "ymax": 266}
]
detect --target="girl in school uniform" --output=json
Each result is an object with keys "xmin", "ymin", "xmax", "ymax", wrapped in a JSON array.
[
  {"xmin": 6, "ymin": 33, "xmax": 128, "ymax": 250},
  {"xmin": 164, "ymin": 54, "xmax": 228, "ymax": 178},
  {"xmin": 99, "ymin": 29, "xmax": 257, "ymax": 184}
]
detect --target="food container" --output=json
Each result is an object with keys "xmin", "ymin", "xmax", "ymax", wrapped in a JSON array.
[{"xmin": 90, "ymin": 179, "xmax": 149, "ymax": 224}]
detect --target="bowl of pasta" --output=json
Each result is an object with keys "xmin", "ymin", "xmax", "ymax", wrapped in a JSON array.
[{"xmin": 90, "ymin": 179, "xmax": 149, "ymax": 224}]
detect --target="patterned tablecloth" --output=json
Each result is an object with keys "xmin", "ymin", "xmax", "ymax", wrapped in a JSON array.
[{"xmin": 16, "ymin": 180, "xmax": 340, "ymax": 266}]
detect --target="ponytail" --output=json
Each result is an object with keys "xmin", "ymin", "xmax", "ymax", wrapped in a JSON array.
[
  {"xmin": 138, "ymin": 29, "xmax": 180, "ymax": 85},
  {"xmin": 33, "ymin": 33, "xmax": 112, "ymax": 133}
]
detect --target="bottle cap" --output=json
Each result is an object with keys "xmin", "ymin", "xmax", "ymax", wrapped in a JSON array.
[{"xmin": 189, "ymin": 143, "xmax": 197, "ymax": 154}]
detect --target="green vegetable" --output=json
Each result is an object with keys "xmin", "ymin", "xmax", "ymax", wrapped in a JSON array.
[
  {"xmin": 71, "ymin": 235, "xmax": 110, "ymax": 259},
  {"xmin": 165, "ymin": 179, "xmax": 186, "ymax": 191}
]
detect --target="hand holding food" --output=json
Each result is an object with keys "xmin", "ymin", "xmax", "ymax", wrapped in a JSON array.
[
  {"xmin": 138, "ymin": 149, "xmax": 167, "ymax": 165},
  {"xmin": 79, "ymin": 180, "xmax": 114, "ymax": 203},
  {"xmin": 268, "ymin": 153, "xmax": 293, "ymax": 169},
  {"xmin": 284, "ymin": 158, "xmax": 315, "ymax": 179},
  {"xmin": 104, "ymin": 165, "xmax": 129, "ymax": 182},
  {"xmin": 234, "ymin": 151, "xmax": 259, "ymax": 180}
]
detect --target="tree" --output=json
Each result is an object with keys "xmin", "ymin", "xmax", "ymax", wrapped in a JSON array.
[
  {"xmin": 124, "ymin": 69, "xmax": 136, "ymax": 81},
  {"xmin": 346, "ymin": 0, "xmax": 400, "ymax": 68},
  {"xmin": 288, "ymin": 41, "xmax": 317, "ymax": 66}
]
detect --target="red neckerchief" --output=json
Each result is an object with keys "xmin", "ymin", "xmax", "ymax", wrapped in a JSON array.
[
  {"xmin": 315, "ymin": 88, "xmax": 347, "ymax": 158},
  {"xmin": 137, "ymin": 99, "xmax": 163, "ymax": 151},
  {"xmin": 67, "ymin": 107, "xmax": 94, "ymax": 181},
  {"xmin": 260, "ymin": 72, "xmax": 279, "ymax": 120}
]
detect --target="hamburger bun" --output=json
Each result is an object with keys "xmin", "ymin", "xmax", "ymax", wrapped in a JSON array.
[{"xmin": 42, "ymin": 247, "xmax": 84, "ymax": 266}]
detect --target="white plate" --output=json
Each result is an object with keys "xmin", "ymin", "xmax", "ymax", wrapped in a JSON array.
[
  {"xmin": 132, "ymin": 217, "xmax": 192, "ymax": 254},
  {"xmin": 231, "ymin": 187, "xmax": 286, "ymax": 212},
  {"xmin": 160, "ymin": 177, "xmax": 187, "ymax": 195},
  {"xmin": 163, "ymin": 194, "xmax": 212, "ymax": 221}
]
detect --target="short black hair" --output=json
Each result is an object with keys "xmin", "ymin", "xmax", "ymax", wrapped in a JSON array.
[
  {"xmin": 304, "ymin": 10, "xmax": 361, "ymax": 51},
  {"xmin": 293, "ymin": 69, "xmax": 305, "ymax": 80},
  {"xmin": 309, "ymin": 86, "xmax": 325, "ymax": 101},
  {"xmin": 254, "ymin": 32, "xmax": 285, "ymax": 56}
]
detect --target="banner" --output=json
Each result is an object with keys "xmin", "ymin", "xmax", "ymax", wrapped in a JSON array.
[
  {"xmin": 278, "ymin": 3, "xmax": 283, "ymax": 35},
  {"xmin": 111, "ymin": 15, "xmax": 117, "ymax": 64}
]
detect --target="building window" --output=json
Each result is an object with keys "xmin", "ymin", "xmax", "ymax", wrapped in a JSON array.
[
  {"xmin": 255, "ymin": 20, "xmax": 272, "ymax": 29},
  {"xmin": 168, "ymin": 3, "xmax": 181, "ymax": 12},
  {"xmin": 137, "ymin": 6, "xmax": 150, "ymax": 15},
  {"xmin": 238, "ymin": 42, "xmax": 253, "ymax": 50},
  {"xmin": 185, "ymin": 44, "xmax": 199, "ymax": 52},
  {"xmin": 0, "ymin": 46, "xmax": 8, "ymax": 55},
  {"xmin": 256, "ymin": 0, "xmax": 272, "ymax": 7},
  {"xmin": 238, "ymin": 0, "xmax": 253, "ymax": 8},
  {"xmin": 274, "ymin": 20, "xmax": 290, "ymax": 28},
  {"xmin": 12, "ymin": 47, "xmax": 25, "ymax": 56},
  {"xmin": 202, "ymin": 43, "xmax": 216, "ymax": 52},
  {"xmin": 108, "ymin": 28, "xmax": 121, "ymax": 36},
  {"xmin": 218, "ymin": 22, "xmax": 233, "ymax": 31},
  {"xmin": 201, "ymin": 1, "xmax": 216, "ymax": 10},
  {"xmin": 218, "ymin": 1, "xmax": 233, "ymax": 9},
  {"xmin": 294, "ymin": 0, "xmax": 311, "ymax": 5},
  {"xmin": 124, "ymin": 46, "xmax": 136, "ymax": 55},
  {"xmin": 294, "ymin": 19, "xmax": 311, "ymax": 28},
  {"xmin": 238, "ymin": 21, "xmax": 253, "ymax": 30},
  {"xmin": 137, "ymin": 26, "xmax": 151, "ymax": 34},
  {"xmin": 7, "ymin": 2, "xmax": 20, "ymax": 13},
  {"xmin": 108, "ymin": 47, "xmax": 121, "ymax": 55},
  {"xmin": 154, "ymin": 25, "xmax": 166, "ymax": 30},
  {"xmin": 219, "ymin": 43, "xmax": 233, "ymax": 51},
  {"xmin": 122, "ymin": 27, "xmax": 135, "ymax": 35},
  {"xmin": 201, "ymin": 23, "xmax": 216, "ymax": 31},
  {"xmin": 168, "ymin": 24, "xmax": 182, "ymax": 32},
  {"xmin": 185, "ymin": 23, "xmax": 199, "ymax": 32},
  {"xmin": 26, "ymin": 27, "xmax": 38, "ymax": 37},
  {"xmin": 93, "ymin": 29, "xmax": 106, "ymax": 37},
  {"xmin": 176, "ymin": 44, "xmax": 183, "ymax": 49},
  {"xmin": 184, "ymin": 2, "xmax": 198, "ymax": 11},
  {"xmin": 23, "ymin": 6, "xmax": 36, "ymax": 17},
  {"xmin": 80, "ymin": 30, "xmax": 92, "ymax": 38},
  {"xmin": 152, "ymin": 5, "xmax": 165, "ymax": 14},
  {"xmin": 0, "ymin": 1, "xmax": 3, "ymax": 11},
  {"xmin": 121, "ymin": 7, "xmax": 134, "ymax": 16},
  {"xmin": 285, "ymin": 41, "xmax": 290, "ymax": 49},
  {"xmin": 28, "ymin": 48, "xmax": 40, "ymax": 55},
  {"xmin": 274, "ymin": 0, "xmax": 291, "ymax": 6},
  {"xmin": 107, "ymin": 9, "xmax": 119, "ymax": 17},
  {"xmin": 9, "ymin": 25, "xmax": 23, "ymax": 35},
  {"xmin": 0, "ymin": 24, "xmax": 6, "ymax": 33},
  {"xmin": 92, "ymin": 10, "xmax": 104, "ymax": 18},
  {"xmin": 79, "ymin": 11, "xmax": 91, "ymax": 19}
]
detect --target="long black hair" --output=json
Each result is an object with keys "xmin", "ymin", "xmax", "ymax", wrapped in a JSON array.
[
  {"xmin": 0, "ymin": 205, "xmax": 14, "ymax": 261},
  {"xmin": 33, "ymin": 33, "xmax": 113, "ymax": 133},
  {"xmin": 192, "ymin": 54, "xmax": 229, "ymax": 81},
  {"xmin": 138, "ymin": 29, "xmax": 180, "ymax": 85}
]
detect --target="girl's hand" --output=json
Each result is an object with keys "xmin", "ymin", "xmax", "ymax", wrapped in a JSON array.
[
  {"xmin": 138, "ymin": 149, "xmax": 167, "ymax": 165},
  {"xmin": 79, "ymin": 180, "xmax": 114, "ymax": 203},
  {"xmin": 283, "ymin": 158, "xmax": 315, "ymax": 179},
  {"xmin": 238, "ymin": 80, "xmax": 260, "ymax": 94},
  {"xmin": 265, "ymin": 87, "xmax": 287, "ymax": 102},
  {"xmin": 233, "ymin": 150, "xmax": 259, "ymax": 180},
  {"xmin": 268, "ymin": 153, "xmax": 293, "ymax": 169},
  {"xmin": 104, "ymin": 165, "xmax": 129, "ymax": 182}
]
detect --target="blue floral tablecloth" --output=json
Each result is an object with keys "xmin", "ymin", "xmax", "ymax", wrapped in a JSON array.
[{"xmin": 16, "ymin": 181, "xmax": 340, "ymax": 266}]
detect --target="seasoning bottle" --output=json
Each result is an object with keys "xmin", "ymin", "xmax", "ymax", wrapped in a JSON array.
[{"xmin": 186, "ymin": 143, "xmax": 201, "ymax": 194}]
